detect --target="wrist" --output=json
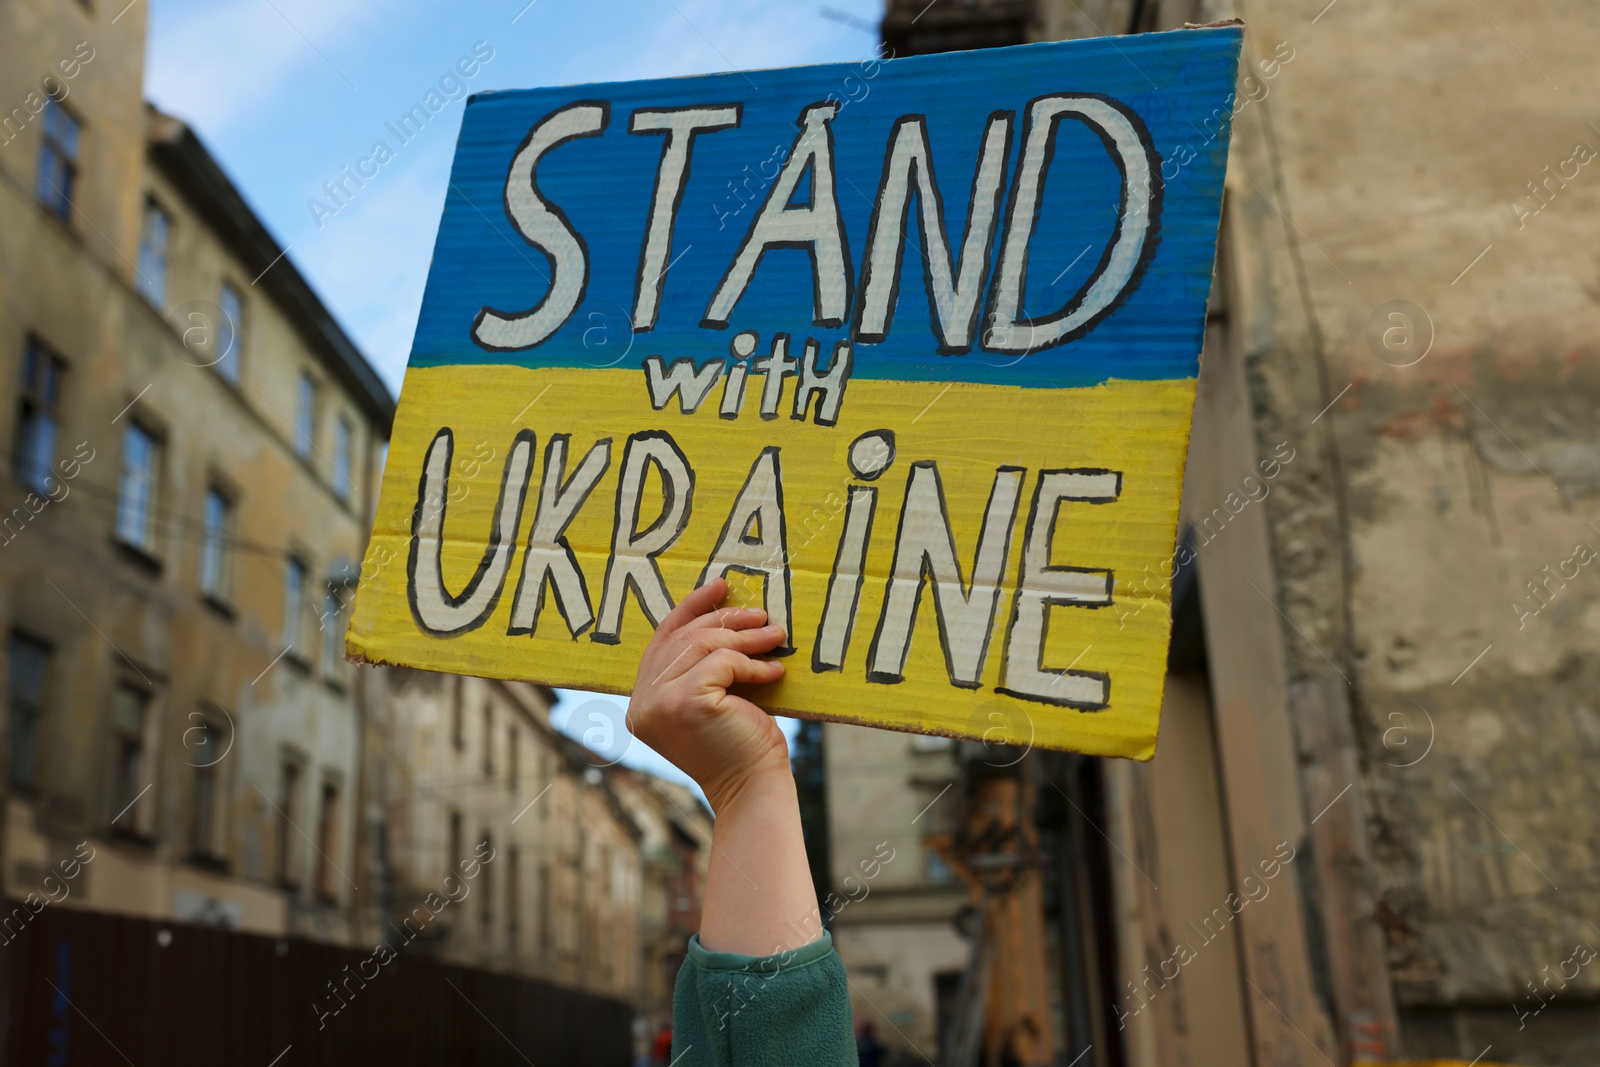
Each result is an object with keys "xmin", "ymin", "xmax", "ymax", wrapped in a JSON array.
[{"xmin": 701, "ymin": 752, "xmax": 794, "ymax": 816}]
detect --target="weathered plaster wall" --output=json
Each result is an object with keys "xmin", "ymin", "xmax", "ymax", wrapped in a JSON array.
[{"xmin": 1212, "ymin": 0, "xmax": 1600, "ymax": 1057}]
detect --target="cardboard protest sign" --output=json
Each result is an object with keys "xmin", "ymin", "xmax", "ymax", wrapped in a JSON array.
[{"xmin": 347, "ymin": 25, "xmax": 1243, "ymax": 760}]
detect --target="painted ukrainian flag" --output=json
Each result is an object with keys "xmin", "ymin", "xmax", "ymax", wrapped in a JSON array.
[{"xmin": 348, "ymin": 25, "xmax": 1244, "ymax": 760}]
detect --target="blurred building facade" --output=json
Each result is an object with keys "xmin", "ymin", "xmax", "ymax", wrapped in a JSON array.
[
  {"xmin": 0, "ymin": 0, "xmax": 390, "ymax": 945},
  {"xmin": 608, "ymin": 768, "xmax": 713, "ymax": 1049},
  {"xmin": 821, "ymin": 725, "xmax": 968, "ymax": 1054},
  {"xmin": 0, "ymin": 2, "xmax": 711, "ymax": 1043},
  {"xmin": 357, "ymin": 670, "xmax": 712, "ymax": 1020},
  {"xmin": 852, "ymin": 1, "xmax": 1600, "ymax": 1065}
]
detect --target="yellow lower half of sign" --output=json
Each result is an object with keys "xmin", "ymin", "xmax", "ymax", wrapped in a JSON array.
[{"xmin": 348, "ymin": 364, "xmax": 1197, "ymax": 761}]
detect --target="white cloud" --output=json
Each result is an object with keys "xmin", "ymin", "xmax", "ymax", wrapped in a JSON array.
[{"xmin": 145, "ymin": 0, "xmax": 387, "ymax": 133}]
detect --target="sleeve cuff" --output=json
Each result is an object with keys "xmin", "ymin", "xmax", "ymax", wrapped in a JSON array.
[{"xmin": 685, "ymin": 930, "xmax": 835, "ymax": 973}]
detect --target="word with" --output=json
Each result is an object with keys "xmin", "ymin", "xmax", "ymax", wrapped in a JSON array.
[
  {"xmin": 717, "ymin": 841, "xmax": 896, "ymax": 1033},
  {"xmin": 1138, "ymin": 40, "xmax": 1294, "ymax": 194},
  {"xmin": 1511, "ymin": 541, "xmax": 1596, "ymax": 629},
  {"xmin": 472, "ymin": 90, "xmax": 1158, "ymax": 358},
  {"xmin": 308, "ymin": 41, "xmax": 495, "ymax": 229},
  {"xmin": 1, "ymin": 442, "xmax": 97, "ymax": 547},
  {"xmin": 1513, "ymin": 941, "xmax": 1596, "ymax": 1029},
  {"xmin": 1117, "ymin": 840, "xmax": 1296, "ymax": 1029},
  {"xmin": 1116, "ymin": 440, "xmax": 1294, "ymax": 629},
  {"xmin": 642, "ymin": 331, "xmax": 853, "ymax": 424},
  {"xmin": 1510, "ymin": 136, "xmax": 1596, "ymax": 231},
  {"xmin": 0, "ymin": 842, "xmax": 96, "ymax": 946},
  {"xmin": 409, "ymin": 425, "xmax": 1126, "ymax": 708},
  {"xmin": 0, "ymin": 41, "xmax": 96, "ymax": 147},
  {"xmin": 313, "ymin": 840, "xmax": 494, "ymax": 1029}
]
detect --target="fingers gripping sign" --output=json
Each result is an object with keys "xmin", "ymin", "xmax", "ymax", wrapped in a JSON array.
[{"xmin": 628, "ymin": 577, "xmax": 790, "ymax": 810}]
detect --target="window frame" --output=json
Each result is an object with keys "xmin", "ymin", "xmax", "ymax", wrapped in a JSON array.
[
  {"xmin": 318, "ymin": 582, "xmax": 346, "ymax": 680},
  {"xmin": 115, "ymin": 421, "xmax": 162, "ymax": 558},
  {"xmin": 447, "ymin": 808, "xmax": 463, "ymax": 878},
  {"xmin": 314, "ymin": 777, "xmax": 341, "ymax": 903},
  {"xmin": 276, "ymin": 755, "xmax": 304, "ymax": 890},
  {"xmin": 187, "ymin": 711, "xmax": 227, "ymax": 865},
  {"xmin": 294, "ymin": 373, "xmax": 318, "ymax": 459},
  {"xmin": 283, "ymin": 555, "xmax": 309, "ymax": 654},
  {"xmin": 35, "ymin": 96, "xmax": 81, "ymax": 222},
  {"xmin": 215, "ymin": 281, "xmax": 245, "ymax": 384},
  {"xmin": 6, "ymin": 632, "xmax": 52, "ymax": 791},
  {"xmin": 452, "ymin": 676, "xmax": 465, "ymax": 751},
  {"xmin": 136, "ymin": 197, "xmax": 171, "ymax": 308},
  {"xmin": 509, "ymin": 726, "xmax": 519, "ymax": 794},
  {"xmin": 538, "ymin": 863, "xmax": 551, "ymax": 955},
  {"xmin": 479, "ymin": 830, "xmax": 494, "ymax": 938},
  {"xmin": 108, "ymin": 683, "xmax": 152, "ymax": 837},
  {"xmin": 15, "ymin": 338, "xmax": 66, "ymax": 495},
  {"xmin": 507, "ymin": 845, "xmax": 520, "ymax": 952},
  {"xmin": 332, "ymin": 416, "xmax": 353, "ymax": 500},
  {"xmin": 482, "ymin": 701, "xmax": 493, "ymax": 779},
  {"xmin": 199, "ymin": 485, "xmax": 234, "ymax": 605}
]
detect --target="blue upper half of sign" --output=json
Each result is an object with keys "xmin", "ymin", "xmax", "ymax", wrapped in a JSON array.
[{"xmin": 406, "ymin": 27, "xmax": 1242, "ymax": 389}]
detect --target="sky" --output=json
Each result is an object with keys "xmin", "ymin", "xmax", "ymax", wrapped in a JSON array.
[
  {"xmin": 144, "ymin": 0, "xmax": 887, "ymax": 395},
  {"xmin": 143, "ymin": 0, "xmax": 883, "ymax": 789}
]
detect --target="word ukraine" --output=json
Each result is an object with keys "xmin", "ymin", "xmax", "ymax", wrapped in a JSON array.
[
  {"xmin": 412, "ymin": 420, "xmax": 1122, "ymax": 709},
  {"xmin": 349, "ymin": 26, "xmax": 1244, "ymax": 759}
]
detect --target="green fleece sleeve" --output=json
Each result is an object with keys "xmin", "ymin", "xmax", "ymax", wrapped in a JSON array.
[{"xmin": 671, "ymin": 931, "xmax": 856, "ymax": 1067}]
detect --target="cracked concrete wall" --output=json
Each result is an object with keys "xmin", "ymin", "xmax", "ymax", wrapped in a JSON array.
[{"xmin": 1212, "ymin": 0, "xmax": 1600, "ymax": 1059}]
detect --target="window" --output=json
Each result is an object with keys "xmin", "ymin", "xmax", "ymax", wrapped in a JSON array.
[
  {"xmin": 200, "ymin": 489, "xmax": 232, "ymax": 601},
  {"xmin": 538, "ymin": 865, "xmax": 551, "ymax": 954},
  {"xmin": 190, "ymin": 718, "xmax": 222, "ymax": 858},
  {"xmin": 480, "ymin": 831, "xmax": 493, "ymax": 938},
  {"xmin": 332, "ymin": 417, "xmax": 353, "ymax": 500},
  {"xmin": 36, "ymin": 98, "xmax": 79, "ymax": 221},
  {"xmin": 116, "ymin": 424, "xmax": 159, "ymax": 552},
  {"xmin": 319, "ymin": 587, "xmax": 344, "ymax": 676},
  {"xmin": 482, "ymin": 702, "xmax": 493, "ymax": 778},
  {"xmin": 539, "ymin": 750, "xmax": 550, "ymax": 821},
  {"xmin": 451, "ymin": 677, "xmax": 464, "ymax": 751},
  {"xmin": 611, "ymin": 850, "xmax": 627, "ymax": 904},
  {"xmin": 507, "ymin": 846, "xmax": 520, "ymax": 951},
  {"xmin": 16, "ymin": 341, "xmax": 65, "ymax": 494},
  {"xmin": 216, "ymin": 283, "xmax": 243, "ymax": 383},
  {"xmin": 283, "ymin": 557, "xmax": 307, "ymax": 650},
  {"xmin": 7, "ymin": 635, "xmax": 50, "ymax": 789},
  {"xmin": 315, "ymin": 780, "xmax": 339, "ymax": 900},
  {"xmin": 294, "ymin": 374, "xmax": 317, "ymax": 458},
  {"xmin": 277, "ymin": 759, "xmax": 301, "ymax": 888},
  {"xmin": 137, "ymin": 200, "xmax": 170, "ymax": 307},
  {"xmin": 509, "ymin": 727, "xmax": 519, "ymax": 793},
  {"xmin": 447, "ymin": 809, "xmax": 462, "ymax": 876},
  {"xmin": 110, "ymin": 685, "xmax": 149, "ymax": 831}
]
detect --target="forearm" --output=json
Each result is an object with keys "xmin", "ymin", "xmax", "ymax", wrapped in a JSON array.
[{"xmin": 700, "ymin": 766, "xmax": 822, "ymax": 955}]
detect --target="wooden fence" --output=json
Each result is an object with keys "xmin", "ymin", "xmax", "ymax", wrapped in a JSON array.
[{"xmin": 0, "ymin": 899, "xmax": 632, "ymax": 1065}]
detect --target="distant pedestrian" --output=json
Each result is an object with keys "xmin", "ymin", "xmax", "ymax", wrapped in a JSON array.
[
  {"xmin": 856, "ymin": 1020, "xmax": 886, "ymax": 1067},
  {"xmin": 629, "ymin": 578, "xmax": 856, "ymax": 1067}
]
